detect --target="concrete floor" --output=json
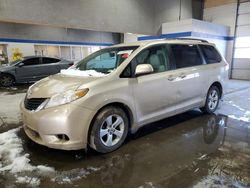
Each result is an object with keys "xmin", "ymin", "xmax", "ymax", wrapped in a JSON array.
[{"xmin": 0, "ymin": 80, "xmax": 250, "ymax": 188}]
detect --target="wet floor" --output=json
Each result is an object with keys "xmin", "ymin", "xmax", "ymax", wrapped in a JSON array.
[
  {"xmin": 0, "ymin": 111, "xmax": 249, "ymax": 188},
  {"xmin": 0, "ymin": 84, "xmax": 30, "ymax": 95},
  {"xmin": 0, "ymin": 83, "xmax": 250, "ymax": 188}
]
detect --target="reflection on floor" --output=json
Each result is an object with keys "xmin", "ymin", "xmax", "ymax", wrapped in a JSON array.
[{"xmin": 0, "ymin": 80, "xmax": 249, "ymax": 188}]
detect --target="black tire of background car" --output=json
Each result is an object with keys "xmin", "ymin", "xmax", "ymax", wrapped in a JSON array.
[{"xmin": 0, "ymin": 74, "xmax": 14, "ymax": 87}]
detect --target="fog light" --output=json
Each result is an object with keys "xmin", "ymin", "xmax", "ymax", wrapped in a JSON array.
[{"xmin": 57, "ymin": 134, "xmax": 69, "ymax": 141}]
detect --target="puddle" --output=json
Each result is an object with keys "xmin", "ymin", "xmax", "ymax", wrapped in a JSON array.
[{"xmin": 0, "ymin": 113, "xmax": 249, "ymax": 187}]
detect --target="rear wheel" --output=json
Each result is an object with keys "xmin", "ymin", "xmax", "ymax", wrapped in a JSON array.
[
  {"xmin": 201, "ymin": 86, "xmax": 220, "ymax": 114},
  {"xmin": 89, "ymin": 107, "xmax": 129, "ymax": 153},
  {"xmin": 0, "ymin": 74, "xmax": 14, "ymax": 87}
]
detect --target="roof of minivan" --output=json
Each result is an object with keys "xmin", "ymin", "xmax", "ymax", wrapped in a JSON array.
[
  {"xmin": 22, "ymin": 55, "xmax": 61, "ymax": 59},
  {"xmin": 112, "ymin": 38, "xmax": 213, "ymax": 48}
]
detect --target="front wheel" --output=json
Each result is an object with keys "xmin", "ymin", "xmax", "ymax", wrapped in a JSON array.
[
  {"xmin": 201, "ymin": 86, "xmax": 220, "ymax": 114},
  {"xmin": 89, "ymin": 107, "xmax": 129, "ymax": 153},
  {"xmin": 0, "ymin": 74, "xmax": 14, "ymax": 87}
]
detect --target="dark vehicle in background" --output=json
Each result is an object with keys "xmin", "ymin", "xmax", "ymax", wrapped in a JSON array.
[{"xmin": 0, "ymin": 56, "xmax": 73, "ymax": 86}]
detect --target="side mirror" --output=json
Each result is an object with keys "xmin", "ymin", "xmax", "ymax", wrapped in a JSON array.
[
  {"xmin": 135, "ymin": 64, "xmax": 154, "ymax": 77},
  {"xmin": 17, "ymin": 62, "xmax": 24, "ymax": 67}
]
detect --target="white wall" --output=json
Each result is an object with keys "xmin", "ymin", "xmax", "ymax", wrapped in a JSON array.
[
  {"xmin": 232, "ymin": 1, "xmax": 250, "ymax": 80},
  {"xmin": 203, "ymin": 3, "xmax": 237, "ymax": 36},
  {"xmin": 0, "ymin": 0, "xmax": 155, "ymax": 35},
  {"xmin": 123, "ymin": 33, "xmax": 146, "ymax": 43},
  {"xmin": 192, "ymin": 19, "xmax": 230, "ymax": 59},
  {"xmin": 123, "ymin": 33, "xmax": 140, "ymax": 43},
  {"xmin": 0, "ymin": 0, "xmax": 202, "ymax": 35},
  {"xmin": 162, "ymin": 19, "xmax": 230, "ymax": 60},
  {"xmin": 203, "ymin": 3, "xmax": 237, "ymax": 73},
  {"xmin": 154, "ymin": 0, "xmax": 193, "ymax": 33},
  {"xmin": 6, "ymin": 43, "xmax": 35, "ymax": 62},
  {"xmin": 162, "ymin": 19, "xmax": 193, "ymax": 34}
]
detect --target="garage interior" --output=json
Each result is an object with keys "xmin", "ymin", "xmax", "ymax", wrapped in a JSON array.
[{"xmin": 0, "ymin": 0, "xmax": 250, "ymax": 187}]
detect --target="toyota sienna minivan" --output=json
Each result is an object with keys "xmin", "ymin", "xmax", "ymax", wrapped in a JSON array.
[{"xmin": 20, "ymin": 39, "xmax": 229, "ymax": 153}]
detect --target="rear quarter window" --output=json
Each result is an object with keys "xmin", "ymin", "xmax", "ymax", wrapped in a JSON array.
[{"xmin": 199, "ymin": 45, "xmax": 222, "ymax": 64}]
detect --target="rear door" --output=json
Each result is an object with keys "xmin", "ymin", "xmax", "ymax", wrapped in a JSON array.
[
  {"xmin": 40, "ymin": 57, "xmax": 61, "ymax": 76},
  {"xmin": 131, "ymin": 44, "xmax": 178, "ymax": 125},
  {"xmin": 168, "ymin": 44, "xmax": 206, "ymax": 113}
]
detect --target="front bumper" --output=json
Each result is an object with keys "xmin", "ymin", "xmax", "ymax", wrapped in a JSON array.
[{"xmin": 20, "ymin": 100, "xmax": 94, "ymax": 150}]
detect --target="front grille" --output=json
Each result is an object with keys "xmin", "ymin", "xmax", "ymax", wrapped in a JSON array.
[{"xmin": 24, "ymin": 97, "xmax": 47, "ymax": 111}]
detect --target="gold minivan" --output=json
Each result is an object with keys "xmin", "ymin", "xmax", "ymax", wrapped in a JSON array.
[{"xmin": 20, "ymin": 39, "xmax": 228, "ymax": 153}]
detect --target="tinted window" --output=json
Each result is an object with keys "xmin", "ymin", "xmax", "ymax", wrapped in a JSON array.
[
  {"xmin": 134, "ymin": 45, "xmax": 169, "ymax": 73},
  {"xmin": 22, "ymin": 58, "xmax": 40, "ymax": 66},
  {"xmin": 120, "ymin": 64, "xmax": 132, "ymax": 78},
  {"xmin": 42, "ymin": 57, "xmax": 60, "ymax": 64},
  {"xmin": 199, "ymin": 45, "xmax": 222, "ymax": 64},
  {"xmin": 170, "ymin": 44, "xmax": 203, "ymax": 68}
]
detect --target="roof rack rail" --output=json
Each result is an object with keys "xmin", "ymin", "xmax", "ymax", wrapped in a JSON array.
[{"xmin": 166, "ymin": 38, "xmax": 208, "ymax": 43}]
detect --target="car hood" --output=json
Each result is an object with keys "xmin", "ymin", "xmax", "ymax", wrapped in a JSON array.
[
  {"xmin": 0, "ymin": 64, "xmax": 14, "ymax": 72},
  {"xmin": 27, "ymin": 73, "xmax": 101, "ymax": 98}
]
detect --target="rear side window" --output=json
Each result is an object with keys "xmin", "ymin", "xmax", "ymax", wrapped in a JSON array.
[
  {"xmin": 170, "ymin": 44, "xmax": 203, "ymax": 68},
  {"xmin": 42, "ymin": 57, "xmax": 60, "ymax": 64},
  {"xmin": 199, "ymin": 45, "xmax": 222, "ymax": 64},
  {"xmin": 22, "ymin": 58, "xmax": 40, "ymax": 66}
]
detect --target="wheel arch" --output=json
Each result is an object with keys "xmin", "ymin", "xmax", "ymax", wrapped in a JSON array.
[
  {"xmin": 87, "ymin": 102, "xmax": 134, "ymax": 144},
  {"xmin": 0, "ymin": 72, "xmax": 16, "ymax": 85},
  {"xmin": 0, "ymin": 72, "xmax": 16, "ymax": 80},
  {"xmin": 210, "ymin": 81, "xmax": 223, "ymax": 98}
]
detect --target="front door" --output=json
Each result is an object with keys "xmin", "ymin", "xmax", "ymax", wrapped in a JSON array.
[
  {"xmin": 15, "ymin": 57, "xmax": 42, "ymax": 82},
  {"xmin": 131, "ymin": 44, "xmax": 178, "ymax": 125}
]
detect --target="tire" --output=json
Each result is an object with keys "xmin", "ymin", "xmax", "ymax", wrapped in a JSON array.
[
  {"xmin": 201, "ymin": 86, "xmax": 220, "ymax": 114},
  {"xmin": 89, "ymin": 106, "xmax": 129, "ymax": 153},
  {"xmin": 0, "ymin": 74, "xmax": 14, "ymax": 87}
]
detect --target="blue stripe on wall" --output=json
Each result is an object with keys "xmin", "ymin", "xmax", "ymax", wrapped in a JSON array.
[
  {"xmin": 191, "ymin": 32, "xmax": 234, "ymax": 41},
  {"xmin": 138, "ymin": 31, "xmax": 234, "ymax": 41},
  {"xmin": 138, "ymin": 32, "xmax": 192, "ymax": 41},
  {"xmin": 0, "ymin": 38, "xmax": 113, "ymax": 46}
]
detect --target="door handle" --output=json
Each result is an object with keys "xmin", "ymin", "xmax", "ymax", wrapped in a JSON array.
[
  {"xmin": 179, "ymin": 73, "xmax": 186, "ymax": 79},
  {"xmin": 167, "ymin": 75, "xmax": 176, "ymax": 81}
]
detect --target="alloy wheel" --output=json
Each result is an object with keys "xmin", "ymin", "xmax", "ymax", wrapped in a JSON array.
[
  {"xmin": 208, "ymin": 89, "xmax": 219, "ymax": 111},
  {"xmin": 0, "ymin": 75, "xmax": 13, "ymax": 86},
  {"xmin": 99, "ymin": 115, "xmax": 125, "ymax": 147}
]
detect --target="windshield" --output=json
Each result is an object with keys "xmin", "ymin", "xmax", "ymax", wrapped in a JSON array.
[
  {"xmin": 74, "ymin": 46, "xmax": 138, "ymax": 74},
  {"xmin": 9, "ymin": 59, "xmax": 22, "ymax": 65}
]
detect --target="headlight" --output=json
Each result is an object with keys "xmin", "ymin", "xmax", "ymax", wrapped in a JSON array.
[{"xmin": 44, "ymin": 89, "xmax": 89, "ymax": 109}]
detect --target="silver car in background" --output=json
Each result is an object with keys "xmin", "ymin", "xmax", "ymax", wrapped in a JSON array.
[
  {"xmin": 20, "ymin": 39, "xmax": 229, "ymax": 153},
  {"xmin": 0, "ymin": 56, "xmax": 73, "ymax": 86}
]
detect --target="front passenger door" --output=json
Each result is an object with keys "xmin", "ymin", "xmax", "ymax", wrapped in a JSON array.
[
  {"xmin": 15, "ymin": 57, "xmax": 41, "ymax": 82},
  {"xmin": 131, "ymin": 45, "xmax": 178, "ymax": 125}
]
